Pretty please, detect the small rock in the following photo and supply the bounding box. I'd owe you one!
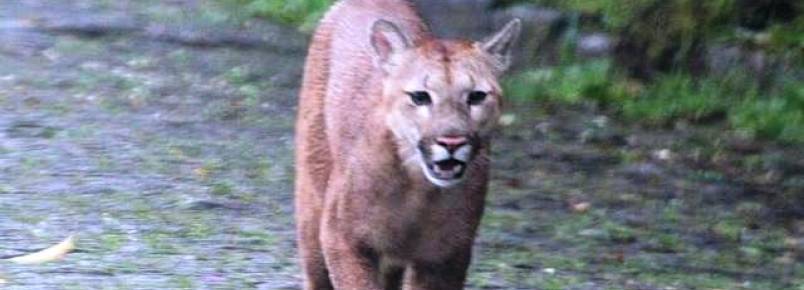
[578,228,606,238]
[499,114,516,126]
[533,121,552,137]
[784,237,801,250]
[542,267,556,275]
[571,202,591,213]
[577,33,613,58]
[652,149,673,161]
[774,251,795,265]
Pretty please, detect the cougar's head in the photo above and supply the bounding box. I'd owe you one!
[370,19,521,187]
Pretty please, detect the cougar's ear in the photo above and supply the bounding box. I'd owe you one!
[371,20,411,68]
[481,18,522,72]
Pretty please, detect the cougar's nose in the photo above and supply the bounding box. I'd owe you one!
[436,135,468,152]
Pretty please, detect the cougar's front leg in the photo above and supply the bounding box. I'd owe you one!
[320,224,382,290]
[320,181,383,290]
[296,194,332,290]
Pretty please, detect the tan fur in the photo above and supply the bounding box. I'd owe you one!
[294,1,520,289]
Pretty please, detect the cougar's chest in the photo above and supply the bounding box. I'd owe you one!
[364,185,476,260]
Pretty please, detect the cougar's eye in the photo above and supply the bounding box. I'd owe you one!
[407,91,432,106]
[467,91,488,106]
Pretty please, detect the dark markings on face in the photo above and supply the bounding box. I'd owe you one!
[420,40,453,86]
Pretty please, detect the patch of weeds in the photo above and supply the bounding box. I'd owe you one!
[60,283,85,290]
[167,49,192,67]
[601,221,638,244]
[169,275,195,289]
[505,59,630,105]
[210,181,236,197]
[647,233,684,253]
[52,37,105,56]
[19,156,44,175]
[659,199,683,224]
[219,0,333,30]
[550,212,597,243]
[216,65,280,123]
[621,74,734,124]
[61,194,92,209]
[99,232,127,252]
[249,113,296,131]
[41,100,75,115]
[95,155,115,171]
[480,209,537,235]
[170,143,205,158]
[730,79,804,143]
[71,71,143,110]
[505,60,802,144]
[745,227,787,254]
[712,217,744,242]
[181,218,215,239]
[465,273,498,289]
[64,124,98,139]
[689,169,726,182]
[202,99,245,121]
[480,246,539,267]
[635,270,785,290]
[10,214,45,225]
[113,260,140,274]
[235,230,278,246]
[143,232,181,254]
[223,66,256,85]
[130,198,155,220]
[242,159,272,181]
[534,274,583,290]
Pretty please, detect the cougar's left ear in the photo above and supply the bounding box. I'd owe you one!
[371,20,411,69]
[481,18,522,72]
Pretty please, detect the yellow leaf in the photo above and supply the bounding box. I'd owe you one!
[7,235,76,265]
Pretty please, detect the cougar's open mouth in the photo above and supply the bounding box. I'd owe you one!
[417,140,473,187]
[419,157,466,188]
[428,159,466,180]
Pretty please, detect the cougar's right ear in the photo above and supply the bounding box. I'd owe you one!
[370,20,411,68]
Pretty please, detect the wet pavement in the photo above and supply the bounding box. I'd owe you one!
[0,1,800,289]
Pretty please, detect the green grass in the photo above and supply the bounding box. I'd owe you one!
[220,0,332,30]
[505,59,804,144]
[730,79,804,143]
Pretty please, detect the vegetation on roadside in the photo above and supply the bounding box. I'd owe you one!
[505,59,804,143]
[501,0,804,144]
[219,0,332,30]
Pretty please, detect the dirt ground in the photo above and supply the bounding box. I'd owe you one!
[0,1,800,289]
